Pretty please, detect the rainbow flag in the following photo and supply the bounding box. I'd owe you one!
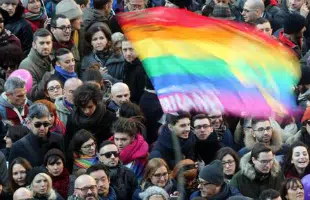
[118,7,300,117]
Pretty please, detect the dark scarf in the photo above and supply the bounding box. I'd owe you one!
[301,129,310,146]
[53,39,74,51]
[55,65,77,83]
[72,102,106,129]
[100,187,117,200]
[51,168,70,198]
[96,50,112,66]
[254,168,270,181]
[0,29,12,46]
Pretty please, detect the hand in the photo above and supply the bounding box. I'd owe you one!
[100,67,108,75]
[300,3,309,17]
[44,18,51,29]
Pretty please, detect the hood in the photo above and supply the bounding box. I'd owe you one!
[240,152,281,180]
[0,92,14,109]
[244,119,283,153]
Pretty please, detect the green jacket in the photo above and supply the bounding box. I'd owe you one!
[230,152,284,199]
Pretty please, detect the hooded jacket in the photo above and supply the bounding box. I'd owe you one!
[230,152,284,199]
[19,48,53,101]
[0,93,31,126]
[149,125,196,169]
[3,4,33,55]
[82,8,111,32]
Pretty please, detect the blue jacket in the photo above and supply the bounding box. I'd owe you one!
[190,182,241,200]
[100,187,117,200]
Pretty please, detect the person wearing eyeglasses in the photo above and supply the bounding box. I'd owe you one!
[8,103,64,167]
[44,77,63,103]
[98,140,138,200]
[133,158,177,200]
[241,0,264,23]
[50,14,80,70]
[192,114,221,166]
[44,148,76,199]
[190,160,241,200]
[283,142,310,179]
[86,163,117,200]
[216,147,240,183]
[238,118,287,162]
[230,143,285,199]
[71,174,99,200]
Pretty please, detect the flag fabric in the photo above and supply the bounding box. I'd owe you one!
[118,7,300,117]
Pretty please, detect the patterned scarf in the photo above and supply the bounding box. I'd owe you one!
[24,7,47,22]
[74,153,99,169]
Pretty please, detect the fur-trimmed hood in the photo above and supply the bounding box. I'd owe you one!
[240,152,281,180]
[244,120,283,153]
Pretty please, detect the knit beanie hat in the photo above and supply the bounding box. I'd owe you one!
[284,12,307,34]
[139,186,169,200]
[26,166,48,185]
[211,5,235,20]
[199,160,224,185]
[44,148,65,166]
[302,108,310,123]
[55,0,82,20]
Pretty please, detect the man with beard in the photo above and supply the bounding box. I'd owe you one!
[19,28,54,101]
[149,111,196,169]
[87,164,117,200]
[230,143,284,199]
[277,12,306,59]
[98,140,137,200]
[8,103,64,167]
[208,112,235,149]
[239,118,287,161]
[73,175,99,200]
[193,114,221,166]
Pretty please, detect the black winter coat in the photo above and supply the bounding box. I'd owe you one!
[3,4,33,55]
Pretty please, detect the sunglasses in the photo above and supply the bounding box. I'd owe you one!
[100,151,119,158]
[33,121,51,128]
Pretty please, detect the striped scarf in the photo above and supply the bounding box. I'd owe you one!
[74,153,99,169]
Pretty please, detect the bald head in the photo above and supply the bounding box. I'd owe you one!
[111,82,131,106]
[242,0,265,23]
[64,78,83,104]
[13,187,33,200]
[74,175,98,200]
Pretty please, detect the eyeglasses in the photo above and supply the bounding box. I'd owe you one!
[33,121,51,128]
[194,124,212,130]
[81,142,96,149]
[253,126,272,133]
[55,26,72,32]
[0,18,4,23]
[100,151,119,158]
[47,85,62,92]
[75,185,97,193]
[222,160,235,166]
[153,172,168,178]
[257,159,274,165]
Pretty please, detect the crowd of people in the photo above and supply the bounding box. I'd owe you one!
[0,0,309,199]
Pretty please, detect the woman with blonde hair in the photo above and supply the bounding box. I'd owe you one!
[133,158,177,200]
[27,167,64,200]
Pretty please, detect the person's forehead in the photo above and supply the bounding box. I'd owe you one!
[254,120,270,127]
[90,170,108,178]
[243,1,253,8]
[257,22,271,28]
[47,80,61,87]
[257,151,273,159]
[100,144,118,153]
[13,87,26,94]
[122,41,133,49]
[65,82,81,90]
[114,132,130,138]
[175,118,190,125]
[36,35,52,42]
[32,117,50,122]
[193,118,210,125]
[56,18,70,26]
[112,86,130,95]
[77,178,96,187]
[129,0,144,4]
[58,53,74,61]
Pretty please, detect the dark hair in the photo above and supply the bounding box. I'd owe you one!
[86,163,110,178]
[46,155,63,165]
[75,0,89,6]
[93,0,111,9]
[254,17,270,25]
[259,189,281,200]
[44,77,63,96]
[6,125,29,143]
[280,178,304,200]
[9,157,32,192]
[119,101,144,118]
[216,147,240,174]
[33,28,52,42]
[251,118,270,128]
[82,68,103,84]
[73,82,104,107]
[112,117,143,138]
[69,129,96,157]
[192,114,211,127]
[99,140,115,150]
[0,43,23,74]
[251,143,273,160]
[283,141,309,175]
[50,14,68,29]
[55,48,72,61]
[166,111,191,125]
[84,26,112,55]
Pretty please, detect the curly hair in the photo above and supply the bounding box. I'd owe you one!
[112,117,145,138]
[73,82,103,107]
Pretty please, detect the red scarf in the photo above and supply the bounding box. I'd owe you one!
[50,117,66,135]
[109,134,149,164]
[51,168,70,198]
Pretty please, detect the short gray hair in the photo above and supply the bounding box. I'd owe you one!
[28,103,51,119]
[4,77,26,93]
